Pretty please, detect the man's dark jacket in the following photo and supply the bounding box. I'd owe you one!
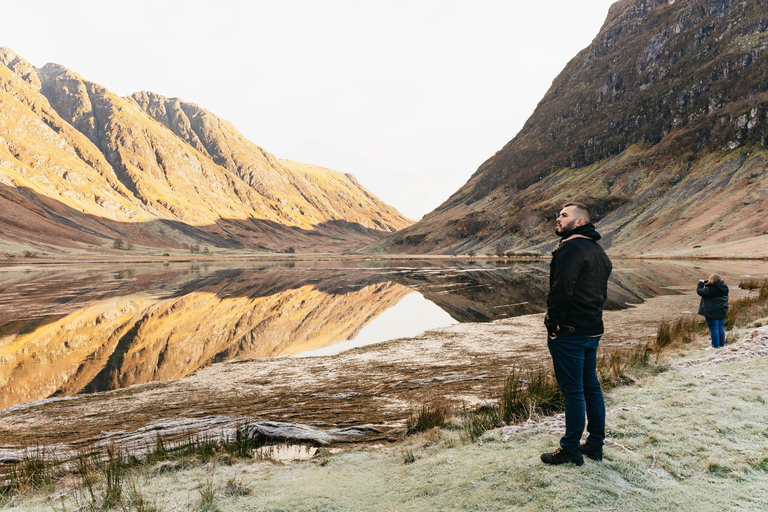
[697,281,729,320]
[545,223,612,336]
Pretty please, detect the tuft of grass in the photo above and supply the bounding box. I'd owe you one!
[726,278,768,330]
[151,433,168,461]
[654,315,704,349]
[401,448,416,465]
[598,350,635,389]
[499,367,562,425]
[406,402,448,435]
[598,342,659,389]
[707,462,731,478]
[222,478,251,497]
[141,428,260,469]
[192,434,218,463]
[738,278,766,290]
[68,445,133,510]
[751,457,768,472]
[74,448,100,505]
[124,476,161,512]
[222,424,259,459]
[0,449,59,498]
[459,340,664,443]
[196,480,221,512]
[102,445,125,509]
[460,404,501,443]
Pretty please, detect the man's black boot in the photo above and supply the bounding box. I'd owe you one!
[579,443,603,462]
[540,446,584,466]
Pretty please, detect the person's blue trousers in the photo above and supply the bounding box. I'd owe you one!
[705,317,726,348]
[547,333,606,450]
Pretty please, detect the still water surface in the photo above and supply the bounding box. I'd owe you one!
[1,259,766,410]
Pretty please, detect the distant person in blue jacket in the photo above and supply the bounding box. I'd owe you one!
[697,274,729,348]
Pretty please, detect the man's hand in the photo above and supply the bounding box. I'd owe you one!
[545,313,560,339]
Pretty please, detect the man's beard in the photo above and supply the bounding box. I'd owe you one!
[555,218,578,237]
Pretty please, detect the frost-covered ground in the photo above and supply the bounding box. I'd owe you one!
[7,328,768,511]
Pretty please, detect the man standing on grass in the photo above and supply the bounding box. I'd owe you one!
[541,202,612,466]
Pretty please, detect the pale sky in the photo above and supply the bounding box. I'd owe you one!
[3,0,617,219]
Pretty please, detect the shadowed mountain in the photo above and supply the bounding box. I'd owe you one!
[0,48,411,254]
[370,0,768,257]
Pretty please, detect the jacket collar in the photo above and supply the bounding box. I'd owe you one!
[558,233,594,247]
[558,222,601,245]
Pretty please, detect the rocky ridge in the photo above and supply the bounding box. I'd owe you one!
[0,48,411,254]
[373,0,768,257]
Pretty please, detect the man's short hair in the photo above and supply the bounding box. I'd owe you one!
[563,202,591,223]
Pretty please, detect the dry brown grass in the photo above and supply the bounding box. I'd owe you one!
[499,366,562,424]
[654,315,705,350]
[406,402,449,435]
[727,279,768,330]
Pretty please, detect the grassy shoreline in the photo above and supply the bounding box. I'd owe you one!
[2,282,767,510]
[4,327,767,511]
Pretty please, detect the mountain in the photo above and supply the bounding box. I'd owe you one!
[371,0,768,257]
[0,48,411,254]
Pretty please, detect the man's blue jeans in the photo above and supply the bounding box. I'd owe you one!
[547,333,606,450]
[705,318,726,348]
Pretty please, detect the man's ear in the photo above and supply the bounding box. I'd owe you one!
[575,217,586,227]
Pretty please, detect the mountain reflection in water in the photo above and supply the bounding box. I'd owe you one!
[1,259,761,410]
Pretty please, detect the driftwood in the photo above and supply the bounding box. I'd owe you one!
[244,421,381,446]
[0,416,381,465]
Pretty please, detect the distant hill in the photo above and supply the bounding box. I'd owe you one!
[370,0,768,257]
[0,48,411,255]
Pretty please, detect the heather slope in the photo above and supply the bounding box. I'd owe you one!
[373,0,768,256]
